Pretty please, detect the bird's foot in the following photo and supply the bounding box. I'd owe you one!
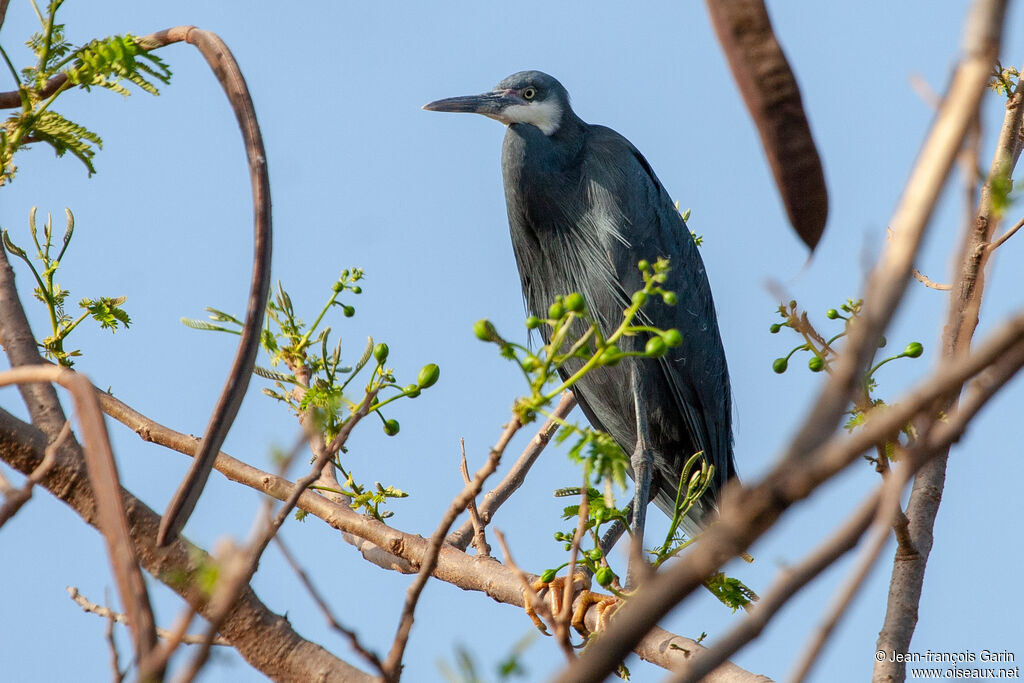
[524,572,588,634]
[571,590,621,637]
[524,572,620,637]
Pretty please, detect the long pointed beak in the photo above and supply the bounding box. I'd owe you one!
[422,90,521,117]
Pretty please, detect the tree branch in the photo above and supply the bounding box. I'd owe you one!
[0,408,376,682]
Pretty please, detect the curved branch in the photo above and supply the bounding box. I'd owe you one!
[129,28,274,547]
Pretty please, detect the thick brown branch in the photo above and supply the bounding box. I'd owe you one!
[0,408,375,682]
[0,366,159,670]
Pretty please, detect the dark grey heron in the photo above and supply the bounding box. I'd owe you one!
[424,71,735,567]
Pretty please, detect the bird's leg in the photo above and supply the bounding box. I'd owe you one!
[626,365,655,589]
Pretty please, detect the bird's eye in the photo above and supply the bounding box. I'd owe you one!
[523,87,536,100]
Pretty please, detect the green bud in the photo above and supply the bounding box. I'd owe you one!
[350,285,362,294]
[632,290,648,307]
[416,363,440,388]
[342,305,355,318]
[540,569,557,584]
[404,384,421,398]
[770,323,782,334]
[473,319,497,342]
[600,346,622,366]
[645,337,667,357]
[663,329,683,348]
[826,309,839,320]
[808,356,824,372]
[373,342,389,364]
[903,342,924,358]
[587,548,604,561]
[548,302,565,319]
[878,336,887,348]
[522,357,541,372]
[525,315,542,329]
[594,508,608,524]
[383,419,400,436]
[637,259,650,272]
[595,566,614,587]
[662,291,678,306]
[554,532,565,541]
[332,281,344,293]
[563,543,572,551]
[565,292,585,313]
[772,357,788,374]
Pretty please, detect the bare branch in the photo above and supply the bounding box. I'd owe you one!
[381,414,523,680]
[155,26,273,547]
[0,366,158,670]
[274,534,385,674]
[911,268,951,290]
[179,388,380,682]
[987,213,1024,252]
[876,14,1020,679]
[89,384,762,676]
[448,391,576,550]
[551,304,1024,683]
[459,438,489,556]
[67,587,231,646]
[0,408,374,681]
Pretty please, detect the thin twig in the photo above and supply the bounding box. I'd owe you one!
[381,414,523,681]
[177,388,380,683]
[459,438,489,556]
[789,461,913,682]
[448,391,576,549]
[911,268,951,290]
[987,213,1024,251]
[105,589,124,683]
[274,534,384,674]
[494,529,570,660]
[67,587,230,646]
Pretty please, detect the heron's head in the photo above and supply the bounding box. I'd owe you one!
[423,71,571,136]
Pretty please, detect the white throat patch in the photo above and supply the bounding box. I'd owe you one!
[498,99,563,136]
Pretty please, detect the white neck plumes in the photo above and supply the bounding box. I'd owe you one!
[495,99,563,135]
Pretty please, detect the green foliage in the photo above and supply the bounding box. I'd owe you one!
[1,0,172,183]
[770,299,924,461]
[2,207,130,366]
[183,271,438,521]
[988,62,1020,98]
[475,257,682,426]
[703,572,759,613]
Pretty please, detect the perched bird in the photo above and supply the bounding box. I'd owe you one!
[424,71,735,563]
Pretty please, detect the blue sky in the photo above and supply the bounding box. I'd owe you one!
[1,2,1022,681]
